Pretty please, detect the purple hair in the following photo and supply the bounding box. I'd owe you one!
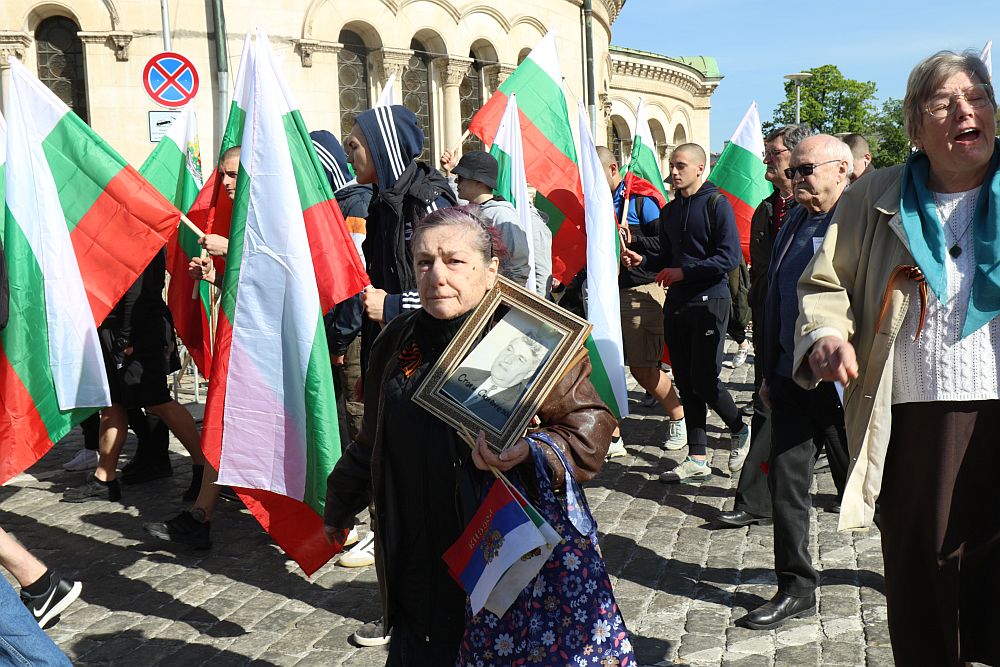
[413,204,508,264]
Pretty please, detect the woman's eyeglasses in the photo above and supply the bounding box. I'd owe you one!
[784,160,841,180]
[924,83,994,118]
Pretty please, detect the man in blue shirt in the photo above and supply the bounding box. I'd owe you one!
[599,147,686,458]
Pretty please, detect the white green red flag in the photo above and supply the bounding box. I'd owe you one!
[469,31,586,283]
[708,101,772,261]
[376,70,398,107]
[0,58,181,484]
[489,93,536,293]
[982,40,993,80]
[624,96,669,208]
[201,31,369,575]
[578,101,628,420]
[139,106,213,376]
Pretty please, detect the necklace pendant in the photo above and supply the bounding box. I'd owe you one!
[949,244,962,258]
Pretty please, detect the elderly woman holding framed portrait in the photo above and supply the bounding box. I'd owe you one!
[322,206,624,666]
[793,51,1000,666]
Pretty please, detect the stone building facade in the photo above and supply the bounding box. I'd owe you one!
[0,1,720,173]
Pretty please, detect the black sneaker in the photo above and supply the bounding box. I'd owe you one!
[20,573,82,628]
[144,511,212,550]
[121,460,173,485]
[352,618,390,647]
[63,475,122,503]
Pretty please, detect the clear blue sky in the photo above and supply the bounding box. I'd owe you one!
[612,0,999,151]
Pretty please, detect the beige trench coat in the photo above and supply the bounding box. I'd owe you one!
[792,164,927,531]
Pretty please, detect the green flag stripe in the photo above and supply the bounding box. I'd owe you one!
[302,317,341,514]
[1,206,92,441]
[710,143,772,204]
[41,112,126,233]
[498,59,577,164]
[283,111,332,212]
[221,102,246,157]
[584,336,621,421]
[219,163,250,322]
[491,146,517,206]
[631,139,670,202]
[534,194,565,236]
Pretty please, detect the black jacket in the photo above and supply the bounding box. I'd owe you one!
[645,181,741,306]
[748,189,798,320]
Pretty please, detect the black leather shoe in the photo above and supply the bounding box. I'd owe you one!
[737,591,816,630]
[718,510,772,528]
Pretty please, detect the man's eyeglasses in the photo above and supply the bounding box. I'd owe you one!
[763,148,789,160]
[924,83,994,118]
[784,159,841,180]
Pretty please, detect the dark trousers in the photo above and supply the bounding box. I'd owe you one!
[333,338,364,443]
[664,297,742,450]
[385,621,460,667]
[80,409,169,460]
[768,376,849,596]
[734,391,773,517]
[880,401,1000,667]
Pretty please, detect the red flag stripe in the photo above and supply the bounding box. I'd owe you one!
[0,351,58,483]
[301,199,370,313]
[718,189,755,263]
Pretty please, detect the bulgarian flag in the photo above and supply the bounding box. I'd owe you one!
[201,31,368,575]
[708,101,772,261]
[578,101,628,420]
[0,58,181,484]
[623,96,668,208]
[489,93,536,293]
[469,31,586,284]
[139,106,214,376]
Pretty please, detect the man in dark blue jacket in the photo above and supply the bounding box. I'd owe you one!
[624,143,750,483]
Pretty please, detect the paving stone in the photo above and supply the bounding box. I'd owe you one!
[0,342,889,665]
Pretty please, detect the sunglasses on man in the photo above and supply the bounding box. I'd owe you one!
[784,159,842,180]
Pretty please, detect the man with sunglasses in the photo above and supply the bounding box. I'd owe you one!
[718,124,813,529]
[737,134,853,630]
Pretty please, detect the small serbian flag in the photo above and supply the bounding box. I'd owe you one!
[443,479,548,615]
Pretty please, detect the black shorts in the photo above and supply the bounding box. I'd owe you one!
[99,328,171,409]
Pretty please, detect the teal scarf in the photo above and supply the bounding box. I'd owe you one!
[899,139,1000,338]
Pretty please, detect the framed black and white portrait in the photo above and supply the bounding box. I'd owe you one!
[413,277,592,453]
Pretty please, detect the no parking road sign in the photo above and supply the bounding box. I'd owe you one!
[143,52,199,108]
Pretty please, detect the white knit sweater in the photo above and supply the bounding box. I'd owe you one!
[892,188,1000,404]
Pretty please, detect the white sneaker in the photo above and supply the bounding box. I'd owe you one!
[63,449,98,471]
[729,424,752,473]
[344,526,360,547]
[659,457,711,484]
[338,531,375,567]
[605,437,627,459]
[732,346,749,369]
[664,418,687,450]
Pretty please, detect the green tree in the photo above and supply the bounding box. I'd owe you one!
[871,97,911,168]
[764,64,878,135]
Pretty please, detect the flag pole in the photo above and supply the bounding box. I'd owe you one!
[450,129,470,155]
[180,213,205,238]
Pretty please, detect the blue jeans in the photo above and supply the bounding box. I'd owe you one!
[0,579,71,666]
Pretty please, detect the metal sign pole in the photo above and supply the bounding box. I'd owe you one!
[160,0,172,51]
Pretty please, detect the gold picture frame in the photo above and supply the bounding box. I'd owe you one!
[413,276,593,454]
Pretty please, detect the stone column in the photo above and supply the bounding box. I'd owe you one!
[0,32,31,111]
[482,63,516,95]
[434,55,473,155]
[371,47,412,105]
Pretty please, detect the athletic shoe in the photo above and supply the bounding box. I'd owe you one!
[353,618,391,647]
[62,475,122,503]
[664,418,687,451]
[344,526,360,547]
[641,392,657,408]
[729,424,752,473]
[144,511,212,550]
[20,573,82,628]
[338,532,375,567]
[659,457,711,484]
[740,401,756,418]
[605,436,627,459]
[63,449,98,472]
[732,346,749,369]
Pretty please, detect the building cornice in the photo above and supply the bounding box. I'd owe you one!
[610,47,721,98]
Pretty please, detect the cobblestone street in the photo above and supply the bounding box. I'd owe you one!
[1,344,891,666]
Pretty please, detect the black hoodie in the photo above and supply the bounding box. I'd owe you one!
[645,180,741,307]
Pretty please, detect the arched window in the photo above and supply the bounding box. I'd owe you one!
[609,116,630,166]
[35,16,89,123]
[460,50,484,153]
[338,30,370,141]
[404,38,433,163]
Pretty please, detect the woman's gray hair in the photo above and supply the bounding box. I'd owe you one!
[412,204,507,265]
[903,50,997,142]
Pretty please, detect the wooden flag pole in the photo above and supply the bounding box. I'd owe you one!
[457,425,517,489]
[450,129,471,155]
[180,213,205,239]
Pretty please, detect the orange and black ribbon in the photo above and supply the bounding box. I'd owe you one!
[398,341,422,378]
[877,265,928,342]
